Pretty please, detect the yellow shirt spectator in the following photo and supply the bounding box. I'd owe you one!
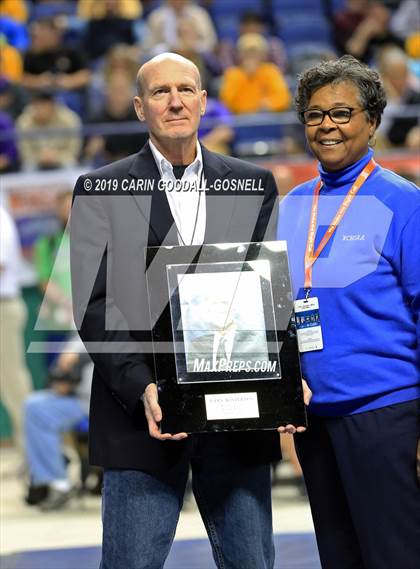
[220,62,291,114]
[78,0,142,19]
[220,33,291,114]
[0,42,23,82]
[0,0,28,23]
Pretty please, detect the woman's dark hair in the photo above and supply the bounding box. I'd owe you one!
[295,55,387,128]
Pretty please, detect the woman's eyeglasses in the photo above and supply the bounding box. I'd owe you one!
[300,107,366,126]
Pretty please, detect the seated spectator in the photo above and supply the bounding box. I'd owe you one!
[218,11,287,73]
[377,45,420,148]
[16,91,82,171]
[78,0,143,62]
[102,43,140,83]
[78,0,142,19]
[174,15,222,95]
[85,71,148,165]
[198,98,234,155]
[86,43,139,117]
[405,31,420,79]
[390,0,420,43]
[220,33,291,114]
[143,0,217,56]
[0,0,29,52]
[24,335,93,511]
[0,0,28,23]
[0,76,26,119]
[333,0,402,63]
[0,38,23,83]
[22,17,90,115]
[0,111,18,172]
[0,204,33,464]
[33,190,74,335]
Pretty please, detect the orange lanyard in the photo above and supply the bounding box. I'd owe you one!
[304,158,377,294]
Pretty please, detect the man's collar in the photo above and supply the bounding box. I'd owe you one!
[149,139,202,177]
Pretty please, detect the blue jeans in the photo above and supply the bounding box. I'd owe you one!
[101,434,275,569]
[24,390,86,484]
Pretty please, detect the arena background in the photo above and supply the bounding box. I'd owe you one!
[0,0,418,567]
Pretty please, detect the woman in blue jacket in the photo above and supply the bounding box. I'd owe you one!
[277,55,419,569]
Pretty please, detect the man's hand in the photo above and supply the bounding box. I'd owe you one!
[277,379,312,435]
[142,383,188,441]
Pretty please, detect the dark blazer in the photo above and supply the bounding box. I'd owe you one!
[71,143,281,473]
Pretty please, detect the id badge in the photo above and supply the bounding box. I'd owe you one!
[294,297,323,353]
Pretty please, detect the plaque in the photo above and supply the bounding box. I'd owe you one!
[145,242,306,433]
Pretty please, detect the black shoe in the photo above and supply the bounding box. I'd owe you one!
[25,484,49,506]
[40,488,73,511]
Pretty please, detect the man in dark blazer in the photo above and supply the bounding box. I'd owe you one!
[71,53,309,569]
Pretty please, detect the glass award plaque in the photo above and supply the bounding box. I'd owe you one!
[145,242,306,434]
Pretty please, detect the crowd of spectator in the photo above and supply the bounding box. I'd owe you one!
[0,0,418,173]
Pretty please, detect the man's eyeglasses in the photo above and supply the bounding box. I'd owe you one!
[300,107,366,126]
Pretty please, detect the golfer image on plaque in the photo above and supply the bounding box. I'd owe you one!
[180,270,270,376]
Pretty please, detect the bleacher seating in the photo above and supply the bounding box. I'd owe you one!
[231,114,285,157]
[209,0,264,41]
[277,14,333,48]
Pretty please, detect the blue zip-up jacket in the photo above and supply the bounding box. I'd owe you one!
[277,149,420,416]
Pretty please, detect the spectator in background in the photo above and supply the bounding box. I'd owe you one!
[78,0,143,62]
[85,71,148,165]
[333,0,402,63]
[0,0,29,52]
[377,45,420,148]
[0,0,28,23]
[78,0,142,19]
[16,91,82,171]
[0,204,33,461]
[218,11,287,73]
[0,111,18,172]
[24,335,93,511]
[0,76,26,119]
[33,191,74,337]
[220,33,291,114]
[389,0,420,43]
[405,31,420,79]
[22,18,90,115]
[143,0,217,56]
[0,36,23,83]
[174,15,222,95]
[86,43,139,117]
[101,43,140,84]
[198,98,234,155]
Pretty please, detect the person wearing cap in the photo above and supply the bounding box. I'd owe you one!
[220,32,291,115]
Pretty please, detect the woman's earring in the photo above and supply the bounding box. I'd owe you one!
[369,132,377,147]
